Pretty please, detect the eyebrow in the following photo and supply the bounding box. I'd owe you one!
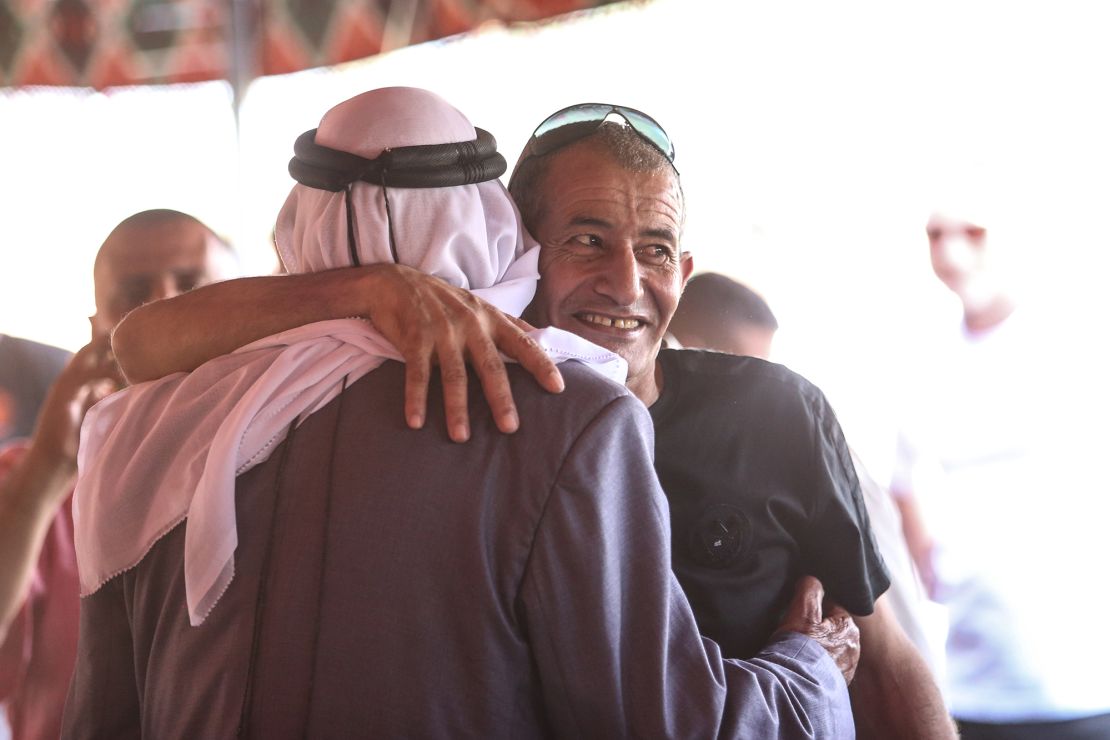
[641,226,677,243]
[568,216,676,242]
[568,216,613,229]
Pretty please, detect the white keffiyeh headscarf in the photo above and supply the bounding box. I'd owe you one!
[74,87,626,626]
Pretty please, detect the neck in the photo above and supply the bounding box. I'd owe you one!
[628,359,664,407]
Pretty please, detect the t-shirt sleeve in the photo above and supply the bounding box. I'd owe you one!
[802,391,891,616]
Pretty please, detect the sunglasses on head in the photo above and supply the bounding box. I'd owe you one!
[513,103,677,178]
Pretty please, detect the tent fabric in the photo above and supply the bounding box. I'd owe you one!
[0,0,625,89]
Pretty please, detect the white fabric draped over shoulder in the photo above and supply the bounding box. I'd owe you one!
[74,87,626,626]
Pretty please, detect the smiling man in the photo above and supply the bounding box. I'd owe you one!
[507,117,951,737]
[67,89,864,738]
[111,105,954,738]
[513,122,690,407]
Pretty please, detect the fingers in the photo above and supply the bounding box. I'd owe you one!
[503,313,538,333]
[393,293,478,441]
[370,266,559,439]
[87,378,119,407]
[774,576,827,642]
[396,323,432,430]
[788,575,825,627]
[437,341,471,443]
[774,577,860,685]
[470,334,519,435]
[403,354,432,431]
[60,336,123,400]
[498,324,564,395]
[73,378,119,423]
[825,608,861,685]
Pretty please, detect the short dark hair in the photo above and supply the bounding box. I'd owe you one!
[508,120,683,234]
[670,272,778,343]
[112,208,206,232]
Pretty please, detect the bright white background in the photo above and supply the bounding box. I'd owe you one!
[2,0,1109,474]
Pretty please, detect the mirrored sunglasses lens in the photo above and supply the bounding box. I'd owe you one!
[533,103,612,138]
[617,107,675,160]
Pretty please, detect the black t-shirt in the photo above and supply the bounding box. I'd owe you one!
[650,348,890,658]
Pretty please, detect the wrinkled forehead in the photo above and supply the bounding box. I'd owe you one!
[549,143,684,221]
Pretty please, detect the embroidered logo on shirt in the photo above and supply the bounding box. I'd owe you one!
[687,503,752,568]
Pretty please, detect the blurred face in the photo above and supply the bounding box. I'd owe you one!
[672,324,775,360]
[526,143,692,405]
[925,213,987,295]
[727,325,776,360]
[91,218,236,337]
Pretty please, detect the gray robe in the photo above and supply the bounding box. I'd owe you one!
[62,360,852,738]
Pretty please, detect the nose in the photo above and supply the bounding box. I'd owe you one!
[595,245,644,306]
[148,274,181,302]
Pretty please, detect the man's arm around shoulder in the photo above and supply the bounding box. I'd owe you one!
[519,392,855,738]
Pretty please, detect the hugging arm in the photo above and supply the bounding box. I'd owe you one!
[111,264,563,442]
[524,396,856,737]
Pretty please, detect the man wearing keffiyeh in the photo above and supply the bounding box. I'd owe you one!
[64,87,858,738]
[109,92,957,737]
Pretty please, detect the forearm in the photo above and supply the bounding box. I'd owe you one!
[113,261,562,439]
[849,599,955,739]
[894,492,936,595]
[0,446,74,639]
[528,399,852,737]
[112,267,387,383]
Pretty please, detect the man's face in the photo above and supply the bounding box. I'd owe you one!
[925,213,987,295]
[526,142,692,404]
[91,218,236,337]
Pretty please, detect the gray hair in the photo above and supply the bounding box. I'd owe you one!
[508,120,685,234]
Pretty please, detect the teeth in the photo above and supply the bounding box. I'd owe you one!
[582,313,641,330]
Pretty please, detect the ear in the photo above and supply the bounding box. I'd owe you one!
[679,251,694,287]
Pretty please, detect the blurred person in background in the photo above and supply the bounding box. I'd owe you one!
[0,337,71,449]
[110,104,955,739]
[665,271,779,356]
[890,186,1110,739]
[0,333,71,740]
[0,209,236,740]
[668,271,947,682]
